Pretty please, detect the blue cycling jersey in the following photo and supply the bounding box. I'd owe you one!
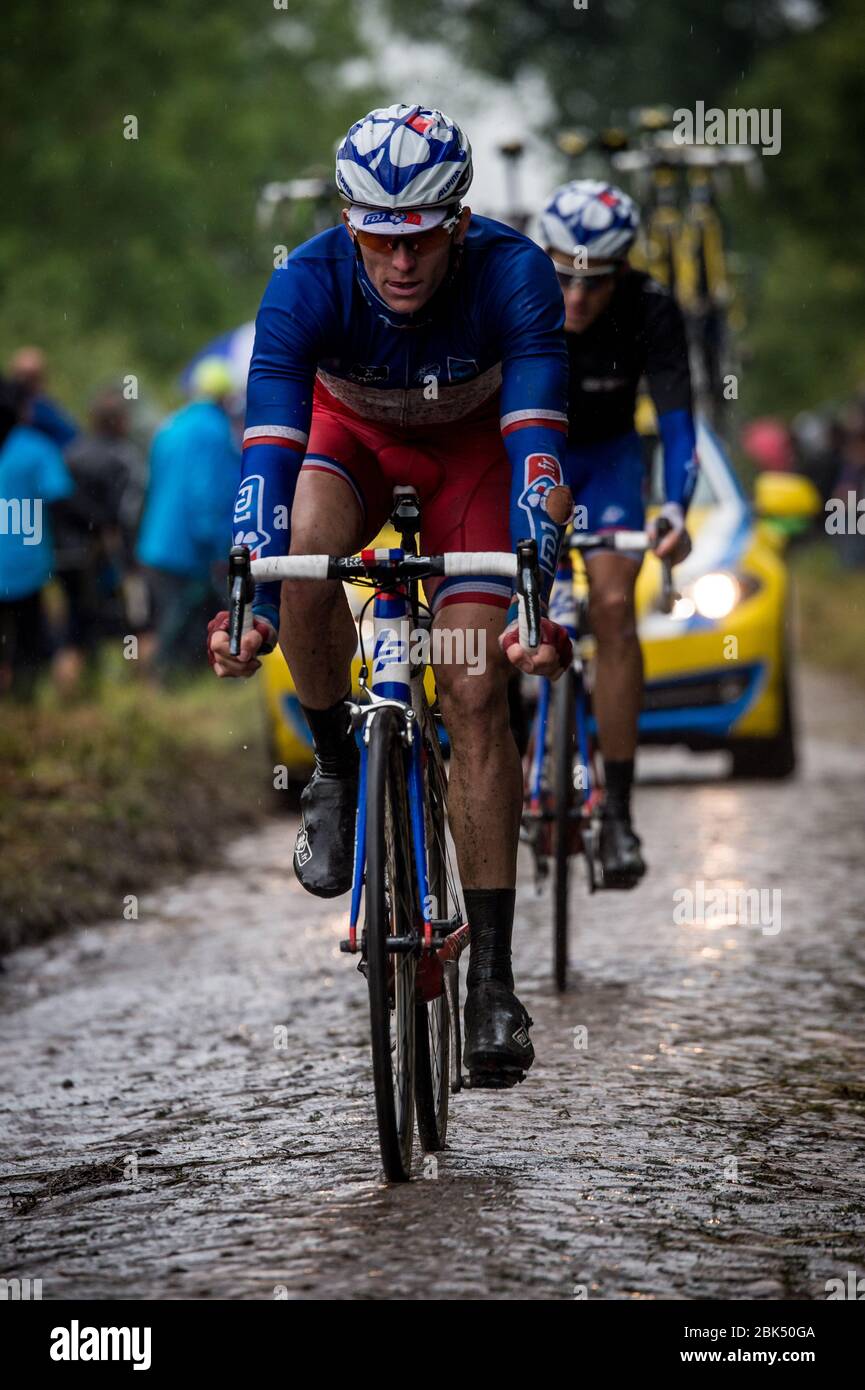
[233,216,569,629]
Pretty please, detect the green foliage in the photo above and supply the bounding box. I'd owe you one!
[382,0,861,419]
[0,0,372,409]
[730,0,865,411]
[379,0,825,123]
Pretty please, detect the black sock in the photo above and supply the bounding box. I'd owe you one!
[604,758,635,817]
[464,888,516,991]
[301,692,358,777]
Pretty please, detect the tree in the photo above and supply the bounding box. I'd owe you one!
[0,0,372,403]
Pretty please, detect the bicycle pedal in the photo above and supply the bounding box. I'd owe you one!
[467,1067,527,1090]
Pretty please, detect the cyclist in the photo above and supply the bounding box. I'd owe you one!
[539,179,697,887]
[208,105,573,1087]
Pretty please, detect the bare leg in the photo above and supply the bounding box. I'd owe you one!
[586,552,642,760]
[586,550,646,885]
[280,470,366,709]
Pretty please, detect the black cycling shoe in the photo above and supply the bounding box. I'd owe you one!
[463,981,535,1088]
[293,766,358,898]
[599,808,646,889]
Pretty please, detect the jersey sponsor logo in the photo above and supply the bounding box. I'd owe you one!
[525,452,563,485]
[361,210,423,226]
[349,362,390,383]
[447,356,478,382]
[436,166,463,199]
[232,474,271,557]
[518,454,564,574]
[415,362,441,384]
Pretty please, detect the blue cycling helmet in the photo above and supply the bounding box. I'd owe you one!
[540,179,640,261]
[336,104,473,230]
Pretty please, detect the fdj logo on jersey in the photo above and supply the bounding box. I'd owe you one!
[233,474,271,556]
[518,453,564,572]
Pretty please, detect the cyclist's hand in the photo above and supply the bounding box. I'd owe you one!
[207,610,274,678]
[500,615,572,680]
[649,503,692,564]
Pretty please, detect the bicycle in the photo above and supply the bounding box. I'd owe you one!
[520,524,676,992]
[227,486,543,1181]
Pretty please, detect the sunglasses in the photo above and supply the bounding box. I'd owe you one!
[352,223,455,256]
[555,268,617,293]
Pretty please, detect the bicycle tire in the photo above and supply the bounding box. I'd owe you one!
[552,668,577,992]
[365,708,417,1182]
[414,728,451,1151]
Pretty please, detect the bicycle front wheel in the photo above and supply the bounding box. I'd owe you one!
[414,723,451,1151]
[552,668,577,992]
[365,708,417,1182]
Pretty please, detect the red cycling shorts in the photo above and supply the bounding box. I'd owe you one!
[299,380,512,613]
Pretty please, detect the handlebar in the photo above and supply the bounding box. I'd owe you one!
[226,541,544,657]
[567,518,680,614]
[227,519,683,658]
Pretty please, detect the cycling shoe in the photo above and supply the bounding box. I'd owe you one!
[599,808,646,889]
[293,766,357,897]
[463,980,535,1088]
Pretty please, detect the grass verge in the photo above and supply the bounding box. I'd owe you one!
[0,675,273,952]
[789,541,865,688]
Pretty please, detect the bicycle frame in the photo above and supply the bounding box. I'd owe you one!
[345,554,438,957]
[227,521,542,962]
[524,549,600,862]
[521,525,674,880]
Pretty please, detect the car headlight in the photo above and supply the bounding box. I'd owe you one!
[692,572,740,619]
[666,571,762,621]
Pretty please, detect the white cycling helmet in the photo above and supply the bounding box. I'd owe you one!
[540,179,640,263]
[336,104,473,233]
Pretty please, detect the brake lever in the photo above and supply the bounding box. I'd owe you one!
[227,544,254,656]
[652,518,680,615]
[515,538,541,652]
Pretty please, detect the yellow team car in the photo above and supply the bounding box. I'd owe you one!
[261,422,820,787]
[636,421,820,777]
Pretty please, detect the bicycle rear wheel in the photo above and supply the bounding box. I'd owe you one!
[365,708,417,1182]
[414,725,452,1151]
[552,668,577,992]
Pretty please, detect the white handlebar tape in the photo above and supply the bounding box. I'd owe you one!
[250,555,331,581]
[442,552,517,578]
[612,530,650,550]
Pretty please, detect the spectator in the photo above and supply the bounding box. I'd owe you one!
[791,410,844,506]
[8,347,78,449]
[0,376,74,699]
[51,387,147,692]
[740,417,796,474]
[833,403,865,569]
[136,357,240,681]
